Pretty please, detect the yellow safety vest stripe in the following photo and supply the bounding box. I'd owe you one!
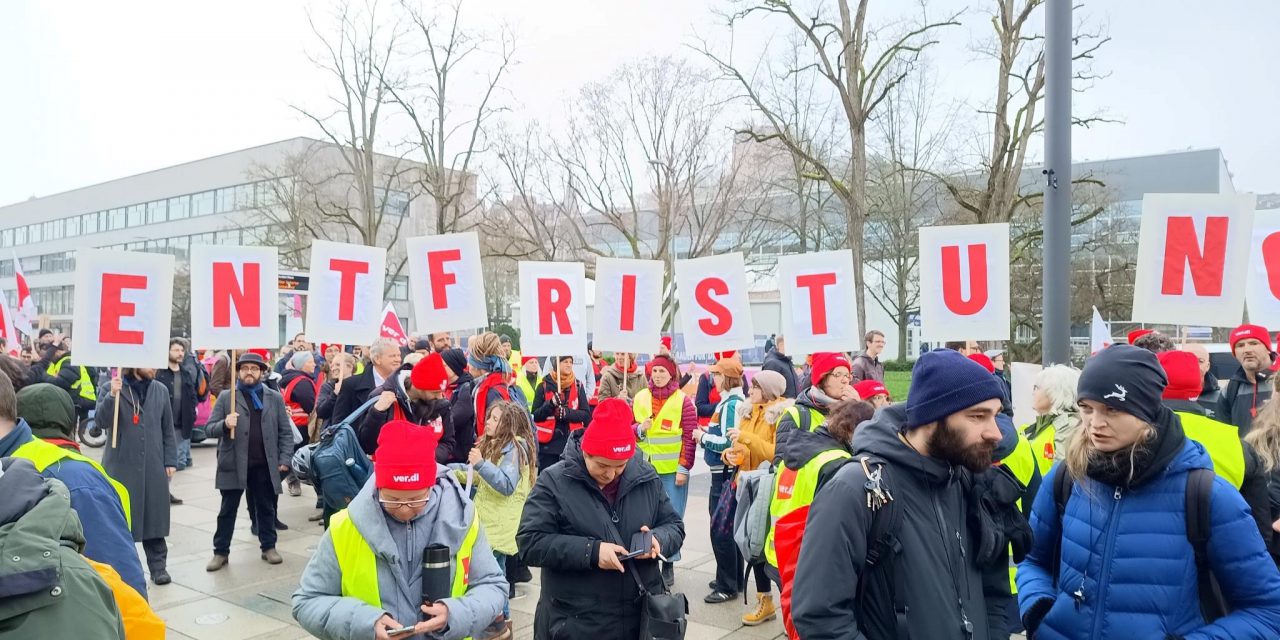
[1177,411,1244,489]
[514,376,535,411]
[47,356,96,402]
[633,389,686,474]
[12,437,132,529]
[330,508,481,638]
[764,448,851,567]
[782,406,826,432]
[1025,423,1058,476]
[999,432,1036,594]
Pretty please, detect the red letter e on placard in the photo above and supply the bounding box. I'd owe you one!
[941,245,989,316]
[212,262,261,328]
[100,273,148,344]
[1162,216,1229,296]
[695,278,733,336]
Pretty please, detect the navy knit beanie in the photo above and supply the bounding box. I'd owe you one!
[1077,344,1167,425]
[906,350,1006,429]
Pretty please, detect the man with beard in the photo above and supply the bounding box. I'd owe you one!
[1219,324,1274,435]
[791,349,1005,640]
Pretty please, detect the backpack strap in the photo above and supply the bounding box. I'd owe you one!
[1049,466,1074,586]
[1186,468,1227,622]
[856,455,909,640]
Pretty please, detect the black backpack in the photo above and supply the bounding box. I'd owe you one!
[1051,467,1226,623]
[842,455,909,640]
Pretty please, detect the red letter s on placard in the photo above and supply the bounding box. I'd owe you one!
[940,245,989,316]
[426,249,462,310]
[537,278,572,334]
[100,273,148,344]
[1161,216,1229,296]
[329,259,370,322]
[795,272,837,335]
[212,262,261,328]
[695,278,733,336]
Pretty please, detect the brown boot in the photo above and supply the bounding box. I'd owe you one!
[742,594,777,626]
[261,549,283,565]
[206,555,228,572]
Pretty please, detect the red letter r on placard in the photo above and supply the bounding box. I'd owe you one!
[100,273,148,344]
[537,278,572,334]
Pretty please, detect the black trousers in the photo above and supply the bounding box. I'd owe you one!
[142,537,167,574]
[214,464,278,554]
[708,468,744,594]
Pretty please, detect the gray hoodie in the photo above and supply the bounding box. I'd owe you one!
[790,404,988,640]
[293,465,507,640]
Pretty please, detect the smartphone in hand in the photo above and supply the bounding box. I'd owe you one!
[387,626,417,638]
[619,530,654,560]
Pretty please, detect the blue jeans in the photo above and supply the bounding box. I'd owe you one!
[176,437,192,469]
[658,472,688,562]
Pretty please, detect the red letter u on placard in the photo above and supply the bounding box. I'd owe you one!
[941,245,988,316]
[1161,216,1229,296]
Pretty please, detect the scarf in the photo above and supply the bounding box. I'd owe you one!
[468,353,512,376]
[237,381,265,410]
[649,376,681,417]
[473,372,511,438]
[553,370,577,391]
[1085,406,1186,489]
[124,376,151,411]
[614,360,637,374]
[806,385,839,410]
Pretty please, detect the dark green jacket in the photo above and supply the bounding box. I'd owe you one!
[0,458,125,639]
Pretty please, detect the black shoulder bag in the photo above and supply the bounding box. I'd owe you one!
[600,507,688,640]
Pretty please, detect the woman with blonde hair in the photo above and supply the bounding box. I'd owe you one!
[1244,378,1280,561]
[1018,345,1280,639]
[1023,364,1082,473]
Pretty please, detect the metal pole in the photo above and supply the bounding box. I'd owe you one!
[1042,0,1072,365]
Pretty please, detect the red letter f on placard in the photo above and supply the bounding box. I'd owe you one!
[940,245,989,316]
[1161,216,1229,296]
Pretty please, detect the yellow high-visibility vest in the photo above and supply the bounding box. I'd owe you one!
[632,389,686,475]
[12,437,131,529]
[47,356,97,402]
[764,448,851,568]
[514,375,536,412]
[329,510,480,640]
[780,406,825,432]
[1177,411,1245,489]
[1000,432,1037,594]
[1025,422,1058,476]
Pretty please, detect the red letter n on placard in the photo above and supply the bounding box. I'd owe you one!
[426,249,461,310]
[695,278,733,336]
[941,245,989,316]
[1161,216,1229,296]
[330,259,370,321]
[212,262,261,328]
[101,273,148,344]
[537,278,572,334]
[795,272,837,335]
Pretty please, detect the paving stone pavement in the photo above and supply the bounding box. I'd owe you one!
[87,443,788,639]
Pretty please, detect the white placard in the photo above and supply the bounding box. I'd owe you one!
[592,257,664,354]
[189,245,279,349]
[1010,362,1044,431]
[778,250,859,354]
[918,223,1010,342]
[406,232,488,334]
[305,240,387,345]
[675,252,755,355]
[72,249,175,368]
[1246,209,1280,322]
[1132,193,1255,327]
[519,261,587,357]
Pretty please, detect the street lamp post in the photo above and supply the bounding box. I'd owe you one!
[1042,0,1072,365]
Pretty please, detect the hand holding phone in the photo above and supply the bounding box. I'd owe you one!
[387,626,417,638]
[620,529,655,560]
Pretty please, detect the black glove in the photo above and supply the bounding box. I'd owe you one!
[1022,597,1053,637]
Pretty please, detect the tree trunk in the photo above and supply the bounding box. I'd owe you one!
[847,127,868,337]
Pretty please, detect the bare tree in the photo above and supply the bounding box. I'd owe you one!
[699,0,962,335]
[390,0,514,235]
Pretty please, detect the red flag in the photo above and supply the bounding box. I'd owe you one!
[379,303,408,348]
[11,252,35,334]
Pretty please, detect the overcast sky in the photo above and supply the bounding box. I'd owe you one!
[2,0,1276,207]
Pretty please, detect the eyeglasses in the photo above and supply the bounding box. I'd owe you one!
[378,497,429,509]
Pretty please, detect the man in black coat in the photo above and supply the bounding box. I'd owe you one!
[156,339,199,473]
[518,399,685,639]
[761,335,799,399]
[358,353,456,462]
[330,338,401,424]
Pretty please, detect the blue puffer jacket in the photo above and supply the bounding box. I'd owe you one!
[1017,439,1280,640]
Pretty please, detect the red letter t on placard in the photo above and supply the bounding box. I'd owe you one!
[537,278,572,334]
[100,273,148,344]
[1161,216,1229,296]
[329,259,370,322]
[426,249,462,310]
[795,272,837,335]
[940,245,989,316]
[212,262,261,328]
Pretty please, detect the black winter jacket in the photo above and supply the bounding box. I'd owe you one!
[1218,366,1273,436]
[330,365,376,425]
[518,431,685,640]
[761,350,799,399]
[791,404,988,640]
[530,376,592,463]
[359,373,455,462]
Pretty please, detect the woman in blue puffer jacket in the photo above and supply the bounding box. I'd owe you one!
[1018,345,1280,640]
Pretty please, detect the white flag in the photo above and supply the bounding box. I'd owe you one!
[11,252,35,335]
[1090,306,1112,355]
